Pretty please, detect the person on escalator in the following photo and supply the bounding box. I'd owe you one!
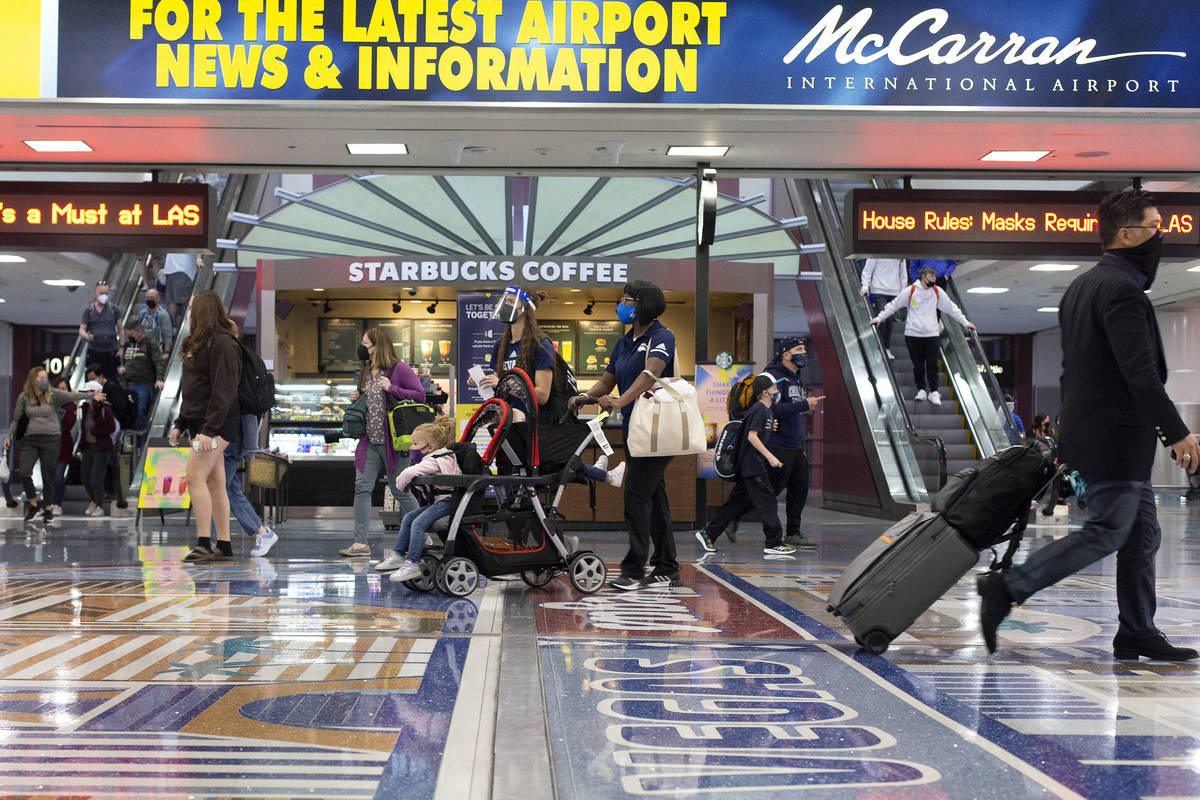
[870,265,976,407]
[859,258,907,359]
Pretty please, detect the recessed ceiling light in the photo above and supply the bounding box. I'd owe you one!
[313,287,325,292]
[979,150,1051,162]
[1188,265,1200,272]
[1029,264,1078,272]
[666,145,730,157]
[1037,307,1059,312]
[0,298,6,303]
[409,298,421,304]
[569,288,582,292]
[563,301,575,305]
[346,143,408,155]
[43,278,87,287]
[966,287,1010,294]
[24,139,92,153]
[0,255,27,263]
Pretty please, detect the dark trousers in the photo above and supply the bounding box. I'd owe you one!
[870,294,898,350]
[52,461,69,506]
[80,445,115,507]
[15,434,59,504]
[707,473,783,548]
[1005,479,1160,639]
[905,335,941,393]
[620,454,677,579]
[771,446,809,536]
[90,349,120,382]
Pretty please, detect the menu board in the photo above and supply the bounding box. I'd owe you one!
[539,320,578,373]
[317,318,364,373]
[368,318,414,364]
[457,291,504,401]
[413,319,456,371]
[577,320,624,373]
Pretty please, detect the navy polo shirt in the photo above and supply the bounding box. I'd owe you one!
[604,320,676,433]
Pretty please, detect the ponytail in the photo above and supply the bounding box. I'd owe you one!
[414,415,456,449]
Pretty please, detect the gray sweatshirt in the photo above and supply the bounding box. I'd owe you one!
[7,388,92,441]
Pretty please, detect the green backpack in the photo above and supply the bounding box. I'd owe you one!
[388,402,437,451]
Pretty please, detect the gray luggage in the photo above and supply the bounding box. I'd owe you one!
[826,512,979,655]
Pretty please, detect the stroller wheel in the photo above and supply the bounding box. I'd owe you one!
[436,556,480,597]
[568,552,607,594]
[403,553,440,593]
[521,568,556,588]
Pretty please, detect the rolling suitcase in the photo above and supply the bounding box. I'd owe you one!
[827,512,979,655]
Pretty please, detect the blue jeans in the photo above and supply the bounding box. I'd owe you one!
[130,382,153,430]
[1004,479,1160,639]
[355,444,418,544]
[212,445,262,538]
[394,498,452,560]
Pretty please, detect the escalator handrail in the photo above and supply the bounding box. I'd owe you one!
[943,276,1023,448]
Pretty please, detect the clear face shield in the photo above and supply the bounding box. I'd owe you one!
[491,286,536,324]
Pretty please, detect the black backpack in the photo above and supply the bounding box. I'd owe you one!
[110,380,138,430]
[712,419,744,482]
[932,440,1055,549]
[237,340,276,417]
[447,440,486,476]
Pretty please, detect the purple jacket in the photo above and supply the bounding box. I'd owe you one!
[354,361,426,474]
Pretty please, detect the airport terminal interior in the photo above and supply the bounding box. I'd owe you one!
[5,0,1200,797]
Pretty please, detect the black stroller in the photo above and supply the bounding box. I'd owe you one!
[404,368,610,597]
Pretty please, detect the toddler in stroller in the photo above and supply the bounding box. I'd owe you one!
[376,415,460,583]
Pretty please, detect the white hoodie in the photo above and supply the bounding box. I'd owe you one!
[875,282,971,338]
[860,258,907,296]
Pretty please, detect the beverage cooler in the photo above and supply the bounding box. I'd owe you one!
[267,381,360,507]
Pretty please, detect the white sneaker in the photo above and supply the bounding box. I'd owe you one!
[49,505,63,516]
[390,560,423,582]
[250,529,278,557]
[375,551,407,572]
[914,389,927,402]
[594,454,609,473]
[929,391,942,406]
[886,349,896,360]
[606,461,627,487]
[85,504,104,517]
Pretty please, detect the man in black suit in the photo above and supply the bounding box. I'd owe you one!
[979,189,1200,661]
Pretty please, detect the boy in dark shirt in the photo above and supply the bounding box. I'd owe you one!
[697,374,798,556]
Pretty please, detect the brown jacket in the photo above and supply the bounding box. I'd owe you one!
[177,334,242,437]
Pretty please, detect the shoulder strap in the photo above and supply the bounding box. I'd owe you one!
[908,285,916,302]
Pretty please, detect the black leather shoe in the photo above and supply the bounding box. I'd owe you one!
[977,572,1013,654]
[1113,632,1199,661]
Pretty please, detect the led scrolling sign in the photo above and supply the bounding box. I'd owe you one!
[0,182,215,251]
[846,190,1200,259]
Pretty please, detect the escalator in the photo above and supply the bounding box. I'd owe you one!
[786,178,1017,515]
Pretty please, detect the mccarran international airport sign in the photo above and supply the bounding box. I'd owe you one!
[8,1,1193,108]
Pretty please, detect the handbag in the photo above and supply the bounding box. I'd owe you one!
[341,394,368,439]
[387,402,435,451]
[626,370,706,458]
[14,413,29,440]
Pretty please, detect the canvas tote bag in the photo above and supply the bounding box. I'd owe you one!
[626,369,707,458]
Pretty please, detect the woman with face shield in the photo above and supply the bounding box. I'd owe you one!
[470,287,565,420]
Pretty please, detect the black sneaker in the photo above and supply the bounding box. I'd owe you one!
[1113,632,1199,661]
[784,533,817,549]
[42,506,53,524]
[23,502,40,522]
[977,572,1013,654]
[610,576,642,591]
[725,525,737,543]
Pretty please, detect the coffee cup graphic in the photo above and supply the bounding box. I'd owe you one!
[438,340,452,360]
[420,340,434,361]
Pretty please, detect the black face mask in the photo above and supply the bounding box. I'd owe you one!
[146,299,157,308]
[357,344,371,361]
[790,353,808,369]
[1111,231,1164,287]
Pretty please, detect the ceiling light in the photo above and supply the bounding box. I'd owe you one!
[966,287,1009,294]
[1037,307,1059,313]
[313,287,325,292]
[569,288,582,292]
[0,255,27,263]
[346,142,408,155]
[563,301,575,305]
[392,300,402,313]
[1029,264,1078,272]
[24,139,92,153]
[666,145,730,158]
[980,150,1051,162]
[410,298,421,304]
[1187,265,1200,272]
[43,279,87,287]
[0,298,6,303]
[427,298,440,314]
[583,300,595,315]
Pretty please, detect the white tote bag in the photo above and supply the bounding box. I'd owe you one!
[626,370,707,458]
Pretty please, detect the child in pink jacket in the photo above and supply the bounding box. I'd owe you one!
[375,416,461,583]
